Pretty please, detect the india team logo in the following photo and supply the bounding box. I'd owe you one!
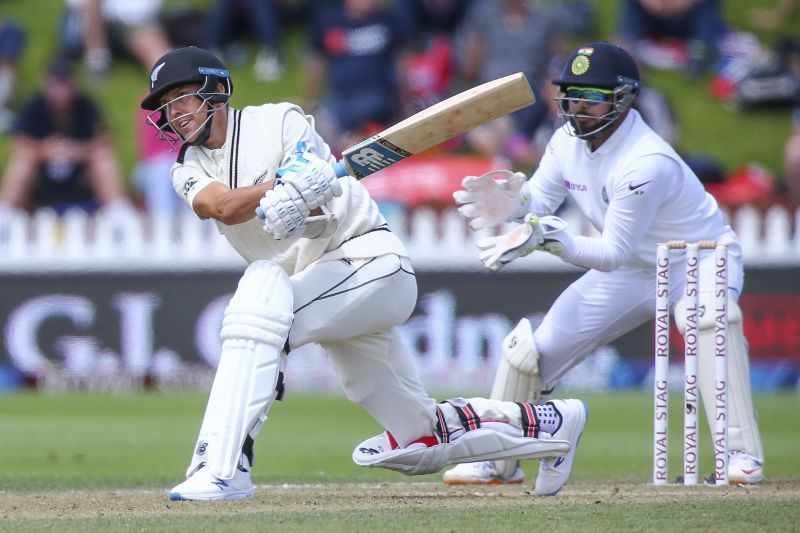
[571,55,590,75]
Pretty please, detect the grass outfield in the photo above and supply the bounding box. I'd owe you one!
[0,392,798,530]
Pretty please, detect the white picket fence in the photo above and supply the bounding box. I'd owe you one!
[1,204,799,272]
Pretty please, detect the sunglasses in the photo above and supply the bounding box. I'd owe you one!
[564,86,613,103]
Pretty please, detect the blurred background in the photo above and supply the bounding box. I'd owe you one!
[0,0,798,397]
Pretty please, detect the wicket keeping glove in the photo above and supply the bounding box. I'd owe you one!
[453,170,531,230]
[477,213,568,271]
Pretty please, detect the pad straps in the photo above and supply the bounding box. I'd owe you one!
[516,402,540,438]
[435,406,451,443]
[439,399,483,443]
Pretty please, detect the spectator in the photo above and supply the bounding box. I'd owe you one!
[784,107,800,209]
[392,0,473,38]
[0,18,25,132]
[0,60,130,215]
[305,0,408,156]
[133,99,186,216]
[201,0,302,82]
[389,0,473,115]
[60,0,171,79]
[748,0,799,30]
[617,0,728,78]
[457,0,569,169]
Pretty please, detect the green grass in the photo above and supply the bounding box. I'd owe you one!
[0,391,797,490]
[0,0,798,192]
[0,392,798,531]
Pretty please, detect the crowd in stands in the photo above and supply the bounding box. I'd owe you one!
[0,0,798,220]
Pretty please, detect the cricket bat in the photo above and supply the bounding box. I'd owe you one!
[332,72,535,180]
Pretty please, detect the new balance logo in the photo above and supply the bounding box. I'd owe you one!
[349,147,399,172]
[359,447,381,456]
[211,479,229,491]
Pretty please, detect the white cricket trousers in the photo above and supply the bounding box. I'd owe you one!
[534,244,744,385]
[289,253,438,447]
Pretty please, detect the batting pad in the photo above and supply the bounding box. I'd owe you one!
[491,318,541,402]
[190,261,293,480]
[490,318,541,478]
[675,293,763,460]
[352,430,569,476]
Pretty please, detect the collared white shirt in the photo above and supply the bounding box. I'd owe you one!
[527,109,735,271]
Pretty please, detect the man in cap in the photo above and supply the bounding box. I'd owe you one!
[445,41,764,490]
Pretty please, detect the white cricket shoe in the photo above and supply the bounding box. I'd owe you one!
[728,450,764,485]
[168,462,254,501]
[534,399,588,496]
[442,461,525,485]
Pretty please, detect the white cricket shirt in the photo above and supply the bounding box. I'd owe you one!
[527,109,736,271]
[171,103,406,274]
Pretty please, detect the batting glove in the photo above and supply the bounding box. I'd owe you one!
[258,185,308,240]
[276,143,342,212]
[453,170,531,231]
[477,214,568,271]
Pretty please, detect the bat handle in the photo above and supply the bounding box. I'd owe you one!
[332,161,348,178]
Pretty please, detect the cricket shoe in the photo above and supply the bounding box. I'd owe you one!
[534,399,588,496]
[442,461,525,485]
[168,460,254,501]
[727,450,764,485]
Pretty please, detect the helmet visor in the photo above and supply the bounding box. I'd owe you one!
[145,92,222,150]
[563,86,613,104]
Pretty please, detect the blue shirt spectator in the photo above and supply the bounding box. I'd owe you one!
[305,0,407,153]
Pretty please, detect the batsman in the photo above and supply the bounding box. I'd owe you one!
[140,46,588,501]
[445,41,764,487]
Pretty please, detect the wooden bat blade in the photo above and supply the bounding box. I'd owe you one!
[333,72,535,179]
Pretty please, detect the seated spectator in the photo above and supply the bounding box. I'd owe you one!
[0,60,130,215]
[305,0,408,156]
[390,0,473,114]
[0,18,25,132]
[59,0,171,79]
[392,0,473,39]
[457,0,569,169]
[132,99,186,216]
[748,0,799,30]
[466,81,562,171]
[201,0,297,82]
[617,0,728,78]
[784,107,800,210]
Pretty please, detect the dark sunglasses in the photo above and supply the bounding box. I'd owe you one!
[564,86,613,103]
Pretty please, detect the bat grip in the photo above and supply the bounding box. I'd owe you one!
[332,161,348,178]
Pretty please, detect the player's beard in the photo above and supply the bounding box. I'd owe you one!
[568,112,617,141]
[569,115,602,140]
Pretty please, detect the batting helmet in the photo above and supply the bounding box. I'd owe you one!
[553,41,640,90]
[552,42,641,140]
[141,46,232,111]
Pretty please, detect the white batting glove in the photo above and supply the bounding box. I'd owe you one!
[276,143,342,212]
[258,185,308,240]
[453,170,531,231]
[477,214,568,271]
